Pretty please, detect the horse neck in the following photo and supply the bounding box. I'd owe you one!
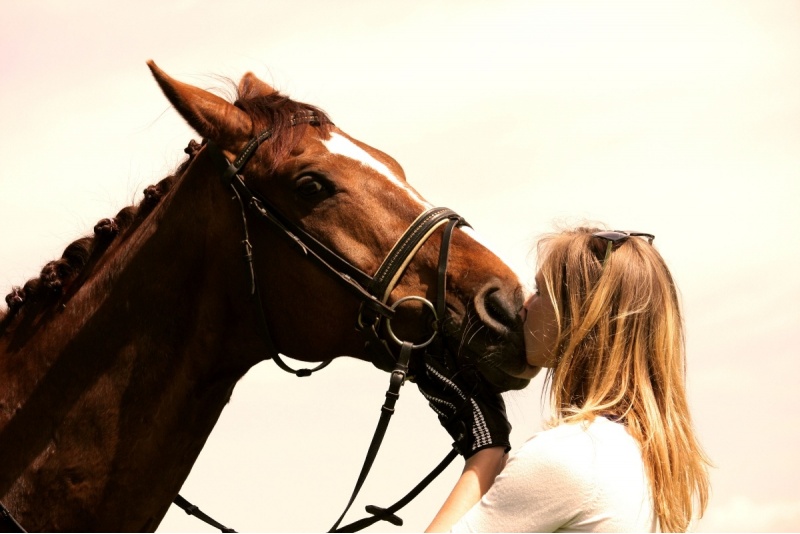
[0,148,267,531]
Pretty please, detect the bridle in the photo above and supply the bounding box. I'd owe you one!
[0,113,467,533]
[200,113,467,532]
[207,112,468,376]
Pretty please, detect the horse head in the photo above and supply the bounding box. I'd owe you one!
[0,62,536,532]
[148,61,532,392]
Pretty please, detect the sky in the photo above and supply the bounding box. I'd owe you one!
[1,1,799,531]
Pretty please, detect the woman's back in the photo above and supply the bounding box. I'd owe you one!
[454,417,656,532]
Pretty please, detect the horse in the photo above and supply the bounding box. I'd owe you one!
[0,61,530,532]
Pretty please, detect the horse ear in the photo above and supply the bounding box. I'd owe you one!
[147,60,251,144]
[238,72,276,98]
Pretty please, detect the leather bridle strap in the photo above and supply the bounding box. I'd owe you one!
[0,501,25,532]
[0,479,236,532]
[226,175,332,377]
[365,207,467,308]
[173,494,236,533]
[327,340,415,533]
[358,208,467,372]
[206,123,396,377]
[332,449,459,533]
[208,141,394,320]
[436,218,461,321]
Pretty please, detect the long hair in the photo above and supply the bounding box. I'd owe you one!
[536,227,710,532]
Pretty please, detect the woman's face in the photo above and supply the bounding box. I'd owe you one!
[522,272,559,370]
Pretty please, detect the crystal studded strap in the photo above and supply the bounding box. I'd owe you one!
[368,207,467,304]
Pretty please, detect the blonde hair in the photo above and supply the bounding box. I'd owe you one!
[537,227,710,532]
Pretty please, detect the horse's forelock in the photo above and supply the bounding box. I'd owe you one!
[233,87,333,172]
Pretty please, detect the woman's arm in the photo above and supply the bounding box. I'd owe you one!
[425,447,508,532]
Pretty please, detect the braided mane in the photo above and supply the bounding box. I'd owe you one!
[0,144,196,330]
[0,86,332,330]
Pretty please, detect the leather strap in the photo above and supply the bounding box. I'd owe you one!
[331,448,459,533]
[173,494,236,533]
[327,341,414,532]
[368,207,464,305]
[271,352,331,377]
[0,501,25,532]
[208,143,387,308]
[436,218,462,321]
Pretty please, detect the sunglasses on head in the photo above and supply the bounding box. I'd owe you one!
[592,230,655,265]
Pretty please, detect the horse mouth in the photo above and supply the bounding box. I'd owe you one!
[393,294,531,392]
[442,315,532,393]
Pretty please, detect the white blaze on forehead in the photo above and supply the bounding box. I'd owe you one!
[323,132,430,208]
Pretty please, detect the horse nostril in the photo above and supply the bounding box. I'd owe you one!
[477,283,520,333]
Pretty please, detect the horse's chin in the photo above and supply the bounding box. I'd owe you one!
[476,359,533,392]
[452,337,532,393]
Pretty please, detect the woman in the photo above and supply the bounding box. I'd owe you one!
[418,227,710,532]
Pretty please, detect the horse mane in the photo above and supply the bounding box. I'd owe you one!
[0,85,333,330]
[0,149,194,332]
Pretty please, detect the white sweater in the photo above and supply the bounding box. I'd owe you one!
[452,417,657,532]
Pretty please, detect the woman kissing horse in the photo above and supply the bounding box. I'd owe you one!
[0,61,529,531]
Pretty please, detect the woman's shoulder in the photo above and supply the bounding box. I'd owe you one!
[524,416,636,445]
[513,417,641,474]
[520,416,627,447]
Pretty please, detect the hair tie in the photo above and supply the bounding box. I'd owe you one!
[94,218,120,238]
[41,260,66,293]
[5,287,25,310]
[184,139,202,158]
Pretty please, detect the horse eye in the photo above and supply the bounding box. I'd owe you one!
[295,174,326,198]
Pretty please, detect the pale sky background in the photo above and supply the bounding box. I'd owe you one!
[2,1,799,532]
